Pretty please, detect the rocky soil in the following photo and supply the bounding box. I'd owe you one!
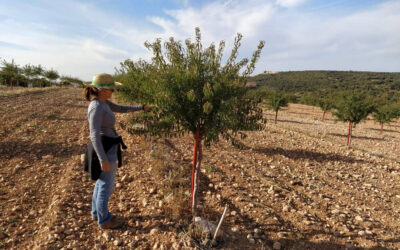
[0,87,400,249]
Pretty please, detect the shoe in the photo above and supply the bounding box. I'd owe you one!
[100,216,123,229]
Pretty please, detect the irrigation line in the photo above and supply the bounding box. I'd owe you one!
[209,205,228,249]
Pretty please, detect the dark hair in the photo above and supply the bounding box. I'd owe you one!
[84,86,99,101]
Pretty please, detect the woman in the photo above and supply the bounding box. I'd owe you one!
[84,73,151,229]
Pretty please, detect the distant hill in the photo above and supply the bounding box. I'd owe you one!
[250,70,400,101]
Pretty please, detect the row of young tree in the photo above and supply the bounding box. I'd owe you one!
[257,89,400,146]
[0,59,83,88]
[251,70,400,100]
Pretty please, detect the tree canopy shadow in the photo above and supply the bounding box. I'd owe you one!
[0,140,85,159]
[277,119,314,125]
[287,111,314,116]
[387,124,400,128]
[328,133,384,141]
[369,128,399,134]
[249,146,367,164]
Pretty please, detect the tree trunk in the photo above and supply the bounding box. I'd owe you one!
[194,140,202,213]
[191,130,201,214]
[130,103,135,119]
[350,123,352,145]
[322,111,326,121]
[380,123,383,134]
[274,111,278,124]
[10,77,13,90]
[346,121,352,146]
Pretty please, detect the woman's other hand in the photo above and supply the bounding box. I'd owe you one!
[101,161,111,172]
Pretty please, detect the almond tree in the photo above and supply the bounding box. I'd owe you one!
[44,69,60,86]
[267,92,288,124]
[23,64,35,87]
[60,75,84,87]
[333,92,374,146]
[33,65,44,87]
[116,28,265,214]
[317,96,334,121]
[373,104,399,134]
[0,59,20,88]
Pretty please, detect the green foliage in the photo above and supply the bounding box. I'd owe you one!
[22,64,35,85]
[0,59,78,88]
[285,92,298,103]
[60,75,84,86]
[250,71,400,108]
[22,64,34,76]
[267,92,288,112]
[33,64,44,77]
[7,218,16,224]
[299,92,318,106]
[372,104,400,125]
[0,59,20,86]
[44,69,60,83]
[205,166,217,172]
[116,28,265,146]
[246,85,272,101]
[32,65,45,87]
[333,92,374,126]
[317,95,334,112]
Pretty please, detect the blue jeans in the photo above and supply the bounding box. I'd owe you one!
[91,161,117,226]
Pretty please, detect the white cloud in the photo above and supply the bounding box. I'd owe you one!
[150,0,275,42]
[262,0,400,72]
[144,0,274,68]
[275,0,309,8]
[83,40,129,60]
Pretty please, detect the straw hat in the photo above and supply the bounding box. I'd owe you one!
[91,73,123,89]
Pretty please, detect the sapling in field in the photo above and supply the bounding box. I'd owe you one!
[333,92,374,146]
[44,69,60,86]
[267,92,288,124]
[372,104,400,134]
[33,65,44,87]
[0,59,19,88]
[22,64,35,87]
[116,28,265,214]
[317,96,334,121]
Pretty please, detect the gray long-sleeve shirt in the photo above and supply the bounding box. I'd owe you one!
[88,99,143,163]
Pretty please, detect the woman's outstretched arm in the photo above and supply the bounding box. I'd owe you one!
[106,100,143,113]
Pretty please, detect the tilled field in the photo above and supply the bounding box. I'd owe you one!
[0,87,400,249]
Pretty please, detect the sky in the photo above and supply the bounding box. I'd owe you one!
[0,0,399,81]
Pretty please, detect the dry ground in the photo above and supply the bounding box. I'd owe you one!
[0,87,400,249]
